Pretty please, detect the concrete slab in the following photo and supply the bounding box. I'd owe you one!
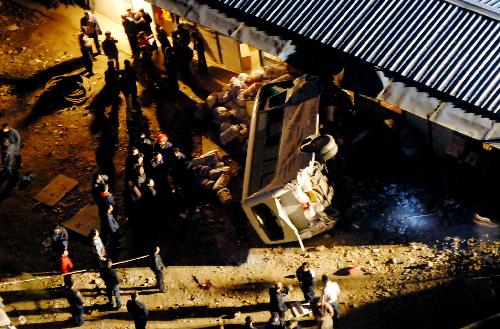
[34,174,78,206]
[63,204,100,237]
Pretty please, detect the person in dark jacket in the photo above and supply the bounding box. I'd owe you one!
[127,292,148,329]
[51,224,69,256]
[155,24,171,61]
[101,204,120,249]
[102,31,119,70]
[191,29,207,73]
[150,246,166,292]
[91,173,109,203]
[269,282,288,323]
[135,8,153,35]
[296,262,316,303]
[100,259,122,309]
[119,59,138,100]
[122,15,140,58]
[65,281,84,326]
[105,60,120,102]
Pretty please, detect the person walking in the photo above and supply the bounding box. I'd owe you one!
[100,259,122,309]
[80,11,102,54]
[1,123,21,166]
[150,246,166,292]
[102,31,119,70]
[126,292,148,329]
[65,280,85,326]
[296,262,316,303]
[321,274,341,328]
[269,282,288,324]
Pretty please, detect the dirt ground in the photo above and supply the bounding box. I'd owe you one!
[0,1,499,329]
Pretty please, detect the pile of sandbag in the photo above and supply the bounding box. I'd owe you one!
[198,65,289,151]
[188,150,235,205]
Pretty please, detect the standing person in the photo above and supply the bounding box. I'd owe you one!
[120,59,138,100]
[51,225,69,256]
[102,204,120,248]
[80,11,102,54]
[65,281,85,326]
[105,60,120,102]
[150,246,166,292]
[296,262,316,303]
[135,8,153,35]
[176,43,193,80]
[79,31,94,76]
[191,29,207,73]
[91,173,108,204]
[61,250,74,288]
[139,45,155,84]
[164,46,179,91]
[1,138,17,179]
[102,31,119,70]
[89,228,107,262]
[155,24,171,59]
[122,15,140,58]
[126,292,148,329]
[269,282,288,323]
[100,259,122,309]
[321,274,341,328]
[1,123,21,165]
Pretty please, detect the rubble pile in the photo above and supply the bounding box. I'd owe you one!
[198,65,289,151]
[187,149,237,205]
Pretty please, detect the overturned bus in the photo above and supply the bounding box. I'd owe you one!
[242,75,339,249]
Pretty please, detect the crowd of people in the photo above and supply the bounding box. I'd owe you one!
[78,8,207,88]
[50,222,165,328]
[3,6,345,329]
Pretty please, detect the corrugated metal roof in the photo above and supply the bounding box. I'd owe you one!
[211,0,500,117]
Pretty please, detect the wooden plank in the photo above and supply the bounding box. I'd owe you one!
[63,204,100,237]
[34,174,78,206]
